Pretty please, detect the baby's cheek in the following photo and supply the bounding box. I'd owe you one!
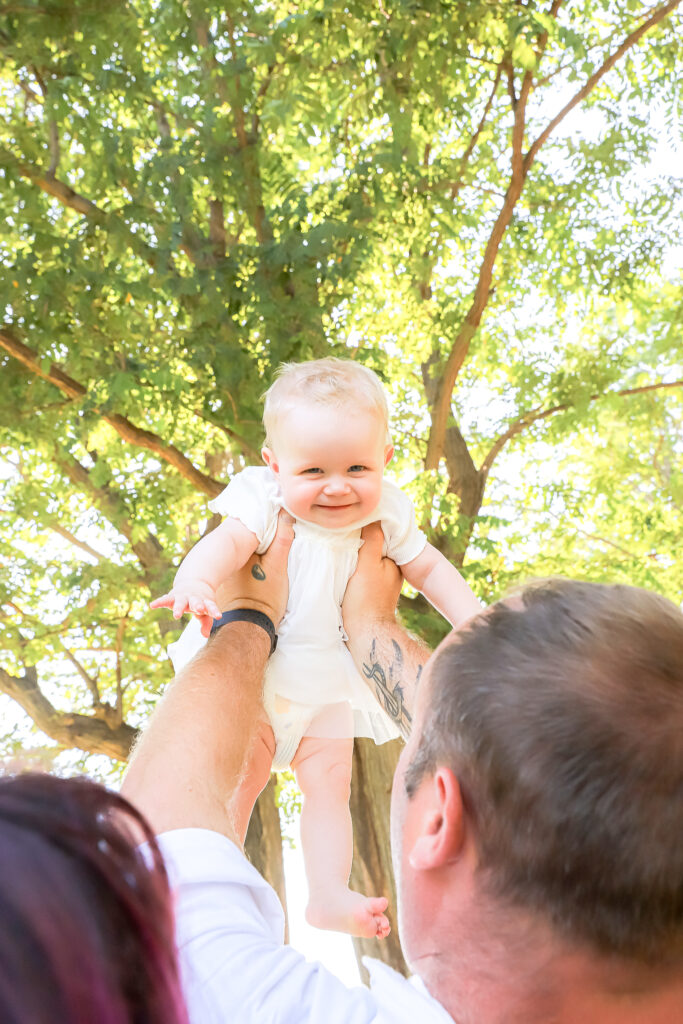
[285,487,313,516]
[362,479,382,505]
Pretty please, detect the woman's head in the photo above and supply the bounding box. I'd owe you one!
[0,772,187,1024]
[261,358,394,527]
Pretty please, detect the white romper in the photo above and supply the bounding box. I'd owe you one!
[168,467,427,769]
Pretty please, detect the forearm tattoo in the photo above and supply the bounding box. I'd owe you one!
[362,638,422,740]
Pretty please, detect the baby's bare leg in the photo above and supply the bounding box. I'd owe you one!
[292,734,390,939]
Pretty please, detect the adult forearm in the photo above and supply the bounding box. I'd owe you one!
[346,621,430,740]
[122,621,270,842]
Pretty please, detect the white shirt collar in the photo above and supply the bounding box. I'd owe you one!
[364,957,457,1023]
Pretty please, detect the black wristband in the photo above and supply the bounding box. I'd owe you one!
[209,608,278,655]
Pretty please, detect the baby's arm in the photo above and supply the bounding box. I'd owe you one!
[401,542,481,628]
[151,517,259,636]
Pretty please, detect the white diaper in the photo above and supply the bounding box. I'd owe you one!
[262,694,355,771]
[262,692,321,771]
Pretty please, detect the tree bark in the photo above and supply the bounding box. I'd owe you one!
[350,738,408,981]
[424,0,683,470]
[0,666,137,761]
[0,328,222,498]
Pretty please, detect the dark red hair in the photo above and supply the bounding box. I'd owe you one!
[0,772,188,1024]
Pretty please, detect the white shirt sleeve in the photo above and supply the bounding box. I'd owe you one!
[208,467,281,555]
[378,481,428,566]
[157,829,379,1024]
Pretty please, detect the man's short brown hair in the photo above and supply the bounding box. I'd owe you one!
[407,580,683,963]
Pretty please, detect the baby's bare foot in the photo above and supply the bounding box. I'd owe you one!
[306,889,391,939]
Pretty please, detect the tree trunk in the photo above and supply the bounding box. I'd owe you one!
[349,738,409,981]
[245,776,289,943]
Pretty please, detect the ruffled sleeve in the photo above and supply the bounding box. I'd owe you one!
[207,467,281,554]
[378,480,428,566]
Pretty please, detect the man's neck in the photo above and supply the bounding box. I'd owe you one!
[418,909,683,1024]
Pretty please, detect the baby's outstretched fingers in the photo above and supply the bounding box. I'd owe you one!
[188,596,207,617]
[198,612,216,638]
[150,593,173,610]
[172,595,189,619]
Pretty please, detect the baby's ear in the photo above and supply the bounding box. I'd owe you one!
[384,444,394,467]
[262,447,279,473]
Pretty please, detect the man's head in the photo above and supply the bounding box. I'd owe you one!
[397,580,683,972]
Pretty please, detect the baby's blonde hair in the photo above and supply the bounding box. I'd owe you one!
[263,357,390,448]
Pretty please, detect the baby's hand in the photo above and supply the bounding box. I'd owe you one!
[150,581,222,638]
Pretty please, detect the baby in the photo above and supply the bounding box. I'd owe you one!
[152,358,480,939]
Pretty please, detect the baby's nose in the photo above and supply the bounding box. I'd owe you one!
[324,475,350,494]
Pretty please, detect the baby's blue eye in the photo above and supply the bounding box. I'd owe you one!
[349,465,366,472]
[302,467,323,474]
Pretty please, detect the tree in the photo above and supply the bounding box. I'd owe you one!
[2,0,682,975]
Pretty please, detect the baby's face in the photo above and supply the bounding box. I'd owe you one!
[262,404,393,528]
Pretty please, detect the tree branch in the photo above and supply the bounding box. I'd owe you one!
[114,612,129,721]
[44,521,104,561]
[190,15,272,246]
[251,62,277,138]
[425,50,540,471]
[59,643,102,709]
[31,64,60,177]
[17,78,42,104]
[52,449,167,576]
[505,57,518,108]
[424,150,528,469]
[227,16,272,244]
[449,64,503,201]
[209,198,226,259]
[443,424,486,557]
[424,0,682,471]
[536,0,565,54]
[0,145,168,268]
[525,0,683,170]
[543,506,661,563]
[191,407,261,463]
[0,665,137,761]
[149,103,208,266]
[443,420,479,488]
[0,327,222,498]
[480,379,683,478]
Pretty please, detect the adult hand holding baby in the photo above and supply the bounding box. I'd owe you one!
[214,509,294,627]
[343,521,429,741]
[149,512,294,637]
[342,521,404,635]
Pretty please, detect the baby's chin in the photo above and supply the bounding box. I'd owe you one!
[295,500,381,530]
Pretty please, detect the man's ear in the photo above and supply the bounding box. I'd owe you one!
[407,768,465,871]
[262,447,279,473]
[384,444,395,467]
